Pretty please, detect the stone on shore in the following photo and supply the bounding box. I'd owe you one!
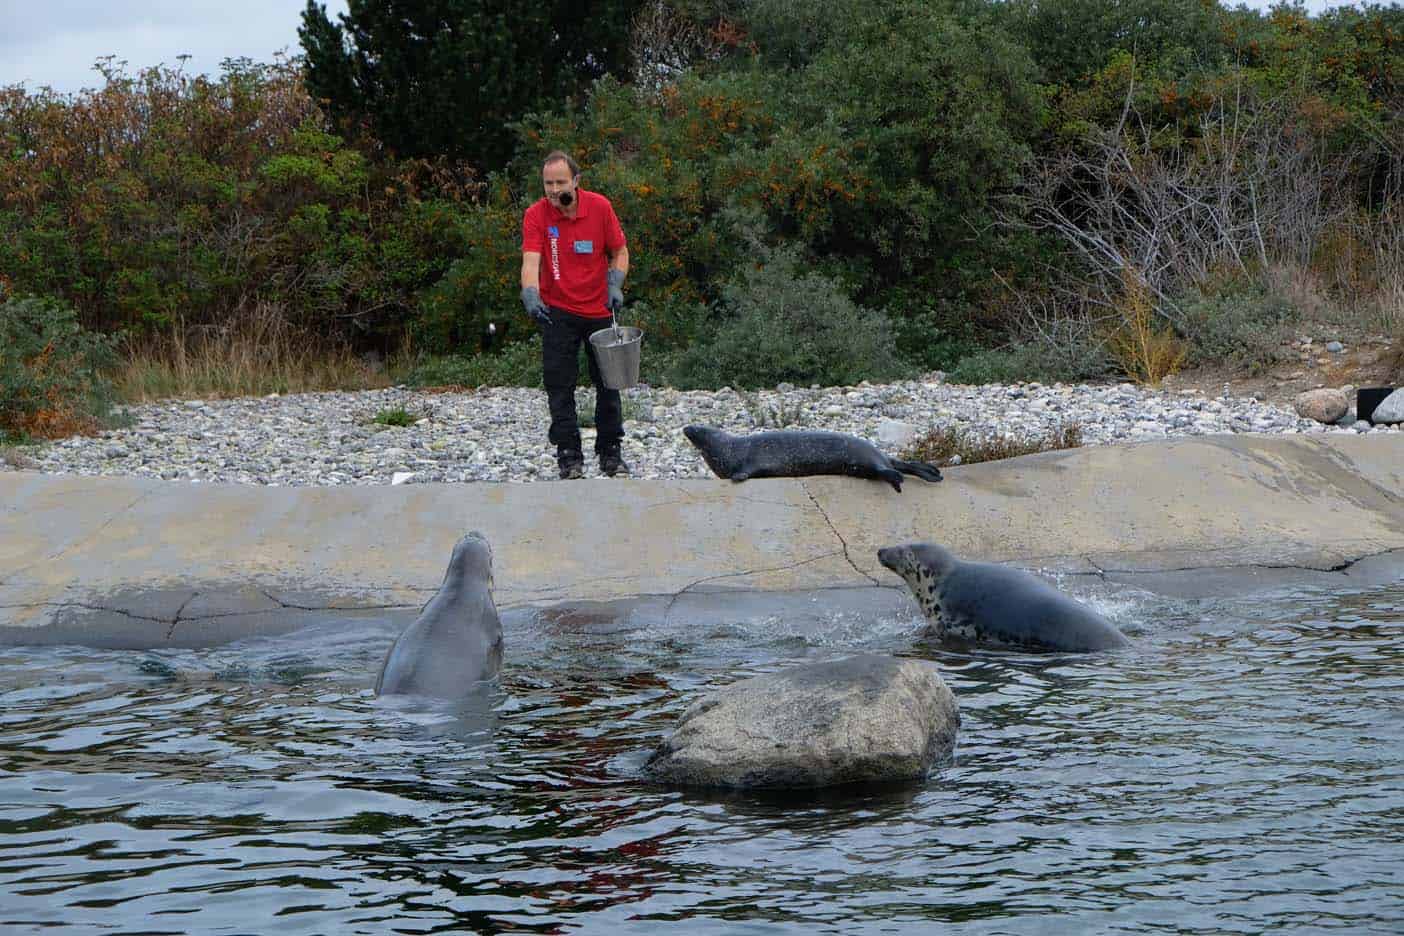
[1370,388,1404,425]
[876,418,919,449]
[643,654,959,790]
[1294,388,1349,424]
[12,375,1399,488]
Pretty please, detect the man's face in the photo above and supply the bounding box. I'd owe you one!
[542,160,577,208]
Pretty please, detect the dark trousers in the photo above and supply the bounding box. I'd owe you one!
[541,307,623,454]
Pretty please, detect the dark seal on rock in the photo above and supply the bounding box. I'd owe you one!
[683,425,942,492]
[878,541,1129,652]
[376,531,503,697]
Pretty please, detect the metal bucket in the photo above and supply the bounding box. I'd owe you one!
[589,318,643,390]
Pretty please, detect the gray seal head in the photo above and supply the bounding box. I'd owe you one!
[375,531,504,697]
[877,542,958,627]
[878,541,1129,652]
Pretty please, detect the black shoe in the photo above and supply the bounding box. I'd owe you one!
[557,448,584,480]
[599,448,629,477]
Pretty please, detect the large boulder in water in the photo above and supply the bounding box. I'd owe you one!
[643,654,959,789]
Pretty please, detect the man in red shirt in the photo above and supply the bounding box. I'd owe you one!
[520,150,631,479]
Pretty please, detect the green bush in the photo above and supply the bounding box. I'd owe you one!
[668,244,913,390]
[405,323,691,391]
[947,338,1108,385]
[1178,282,1297,372]
[404,338,544,388]
[411,182,522,355]
[0,295,118,441]
[888,303,988,373]
[0,61,470,347]
[371,407,417,427]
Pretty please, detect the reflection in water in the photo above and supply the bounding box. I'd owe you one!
[0,583,1401,934]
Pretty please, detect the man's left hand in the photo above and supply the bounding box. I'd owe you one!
[607,269,626,314]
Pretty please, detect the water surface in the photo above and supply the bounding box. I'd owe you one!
[1,581,1401,934]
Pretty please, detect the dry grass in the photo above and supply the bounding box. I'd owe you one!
[1105,270,1188,385]
[113,304,400,402]
[902,422,1083,466]
[1308,206,1404,338]
[1277,215,1404,383]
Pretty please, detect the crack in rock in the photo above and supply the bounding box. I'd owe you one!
[1053,546,1403,578]
[660,550,849,624]
[44,488,155,565]
[257,588,417,612]
[801,481,878,585]
[166,592,199,640]
[0,601,171,624]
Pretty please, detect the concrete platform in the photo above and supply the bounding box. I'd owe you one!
[3,434,1402,647]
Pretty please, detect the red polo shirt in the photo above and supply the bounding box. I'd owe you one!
[522,189,627,318]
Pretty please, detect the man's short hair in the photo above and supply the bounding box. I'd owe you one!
[542,150,580,178]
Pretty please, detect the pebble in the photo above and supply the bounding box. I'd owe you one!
[5,376,1398,487]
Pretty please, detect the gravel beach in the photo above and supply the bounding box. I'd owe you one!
[7,375,1396,486]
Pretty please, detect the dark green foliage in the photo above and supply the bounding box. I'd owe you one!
[740,0,868,70]
[760,0,1045,306]
[300,0,643,169]
[947,341,1109,385]
[997,0,1225,87]
[411,182,522,354]
[0,295,118,440]
[0,60,464,346]
[371,406,417,427]
[515,0,1046,332]
[888,304,988,373]
[405,338,545,388]
[512,73,780,316]
[1178,282,1298,373]
[2,0,1398,395]
[668,244,912,390]
[408,328,681,391]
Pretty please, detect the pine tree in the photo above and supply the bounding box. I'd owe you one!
[299,0,640,170]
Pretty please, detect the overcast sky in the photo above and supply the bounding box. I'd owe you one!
[0,1,349,93]
[0,0,1363,95]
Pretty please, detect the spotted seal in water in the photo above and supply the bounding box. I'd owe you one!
[877,542,1129,652]
[376,531,503,696]
[683,425,942,492]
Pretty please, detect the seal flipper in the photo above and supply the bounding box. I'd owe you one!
[879,469,903,492]
[890,459,943,483]
[731,471,751,482]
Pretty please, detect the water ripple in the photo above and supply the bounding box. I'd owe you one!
[1,583,1401,933]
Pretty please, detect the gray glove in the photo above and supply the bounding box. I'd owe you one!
[606,269,625,314]
[521,286,551,326]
